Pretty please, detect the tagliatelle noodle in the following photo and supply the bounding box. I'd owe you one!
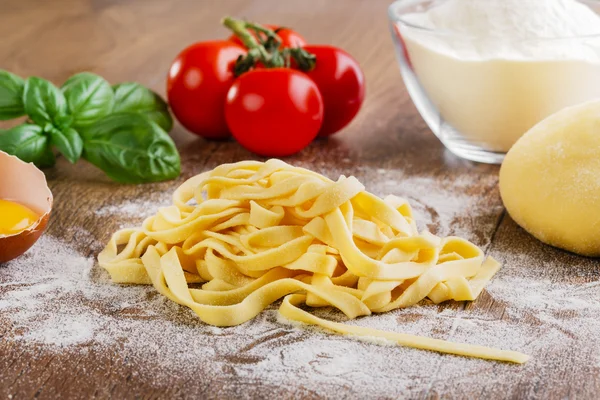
[99,159,529,364]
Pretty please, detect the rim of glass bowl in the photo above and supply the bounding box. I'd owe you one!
[388,0,600,42]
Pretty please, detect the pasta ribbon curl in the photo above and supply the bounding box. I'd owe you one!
[99,159,528,364]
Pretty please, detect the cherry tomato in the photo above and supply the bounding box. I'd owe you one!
[225,68,323,157]
[167,40,246,139]
[228,24,307,49]
[301,45,365,136]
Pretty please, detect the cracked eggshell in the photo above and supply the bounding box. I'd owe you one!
[0,151,53,263]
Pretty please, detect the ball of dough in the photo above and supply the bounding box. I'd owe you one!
[499,100,600,257]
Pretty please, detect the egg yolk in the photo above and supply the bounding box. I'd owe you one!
[0,199,39,235]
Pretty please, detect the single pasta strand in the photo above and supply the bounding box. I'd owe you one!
[279,294,529,364]
[99,159,529,364]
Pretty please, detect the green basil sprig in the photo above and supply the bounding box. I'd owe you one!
[62,72,115,129]
[0,124,55,167]
[81,113,180,184]
[23,77,69,127]
[113,83,173,132]
[46,124,83,164]
[0,70,180,184]
[0,71,26,120]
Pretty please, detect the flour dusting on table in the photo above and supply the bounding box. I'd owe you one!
[95,192,172,220]
[1,167,598,398]
[1,231,599,398]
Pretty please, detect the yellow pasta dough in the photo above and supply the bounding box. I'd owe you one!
[500,99,600,257]
[99,159,528,364]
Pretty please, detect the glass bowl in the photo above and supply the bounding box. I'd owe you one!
[388,0,600,164]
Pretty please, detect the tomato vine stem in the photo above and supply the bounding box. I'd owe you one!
[222,16,317,76]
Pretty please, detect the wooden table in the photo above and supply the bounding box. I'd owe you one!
[1,1,599,399]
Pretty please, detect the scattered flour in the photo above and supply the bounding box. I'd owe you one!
[0,169,598,398]
[384,175,492,240]
[95,198,169,220]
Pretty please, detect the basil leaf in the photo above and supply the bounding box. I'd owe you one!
[0,70,26,120]
[0,124,55,167]
[47,125,83,164]
[81,112,180,184]
[112,83,173,132]
[23,77,68,126]
[34,146,57,168]
[62,72,114,129]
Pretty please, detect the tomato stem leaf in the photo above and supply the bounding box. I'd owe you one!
[290,47,317,72]
[222,17,271,63]
[222,16,315,76]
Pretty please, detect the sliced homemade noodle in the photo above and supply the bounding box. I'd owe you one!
[99,159,528,364]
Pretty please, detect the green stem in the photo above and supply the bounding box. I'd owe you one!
[222,17,270,62]
[221,16,316,75]
[244,22,282,43]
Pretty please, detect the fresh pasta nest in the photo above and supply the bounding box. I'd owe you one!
[99,159,528,363]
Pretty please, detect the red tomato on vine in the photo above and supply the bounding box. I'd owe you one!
[301,45,365,136]
[167,40,246,139]
[225,68,324,157]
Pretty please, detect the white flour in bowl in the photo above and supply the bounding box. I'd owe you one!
[396,0,600,152]
[401,0,600,60]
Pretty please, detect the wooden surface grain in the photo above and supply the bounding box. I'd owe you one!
[1,1,599,399]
